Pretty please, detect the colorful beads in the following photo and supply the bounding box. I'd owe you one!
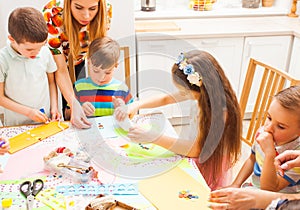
[138,143,150,150]
[178,190,199,200]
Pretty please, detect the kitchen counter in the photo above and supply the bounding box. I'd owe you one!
[135,16,300,40]
[135,6,288,20]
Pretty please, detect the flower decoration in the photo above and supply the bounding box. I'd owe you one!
[176,53,202,87]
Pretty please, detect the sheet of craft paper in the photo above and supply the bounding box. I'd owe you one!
[139,166,211,210]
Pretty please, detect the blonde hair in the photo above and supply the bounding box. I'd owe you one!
[275,85,300,124]
[172,50,242,189]
[88,36,120,69]
[63,0,107,82]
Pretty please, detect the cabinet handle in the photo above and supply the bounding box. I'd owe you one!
[201,40,219,45]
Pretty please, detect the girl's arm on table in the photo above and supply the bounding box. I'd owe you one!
[229,153,256,188]
[209,187,300,210]
[128,92,190,117]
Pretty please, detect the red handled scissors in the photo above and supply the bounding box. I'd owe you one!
[20,179,44,210]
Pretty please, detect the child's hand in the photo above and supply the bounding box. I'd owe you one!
[114,105,128,121]
[82,102,95,116]
[50,108,62,121]
[112,96,125,108]
[127,125,163,143]
[256,131,276,156]
[127,101,140,119]
[0,138,10,155]
[27,108,49,123]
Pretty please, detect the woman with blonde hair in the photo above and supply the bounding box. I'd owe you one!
[43,0,112,125]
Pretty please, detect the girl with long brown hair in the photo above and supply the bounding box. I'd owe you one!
[116,50,242,190]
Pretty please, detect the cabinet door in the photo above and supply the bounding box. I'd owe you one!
[179,37,244,95]
[288,37,300,79]
[137,39,180,118]
[137,37,244,119]
[240,36,292,113]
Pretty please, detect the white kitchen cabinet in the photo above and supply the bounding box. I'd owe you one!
[239,35,292,113]
[288,37,300,79]
[179,37,244,95]
[137,38,180,118]
[137,37,244,118]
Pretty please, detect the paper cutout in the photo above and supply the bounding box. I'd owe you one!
[8,121,69,154]
[139,167,211,210]
[124,143,175,160]
[36,188,67,210]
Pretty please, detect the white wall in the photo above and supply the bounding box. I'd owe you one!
[0,0,137,118]
[0,0,49,47]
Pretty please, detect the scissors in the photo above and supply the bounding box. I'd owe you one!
[19,179,44,210]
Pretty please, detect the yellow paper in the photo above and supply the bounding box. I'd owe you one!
[8,121,69,154]
[139,166,211,210]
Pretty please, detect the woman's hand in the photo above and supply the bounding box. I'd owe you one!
[209,188,257,210]
[70,98,91,129]
[82,102,95,117]
[275,150,300,176]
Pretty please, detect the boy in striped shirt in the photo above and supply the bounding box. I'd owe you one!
[66,37,133,118]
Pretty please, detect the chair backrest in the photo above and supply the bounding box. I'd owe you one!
[84,46,131,90]
[119,46,131,90]
[239,58,300,146]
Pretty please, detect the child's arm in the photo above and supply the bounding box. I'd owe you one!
[47,72,61,121]
[257,132,290,191]
[0,82,48,123]
[128,92,190,118]
[229,153,256,188]
[128,126,201,157]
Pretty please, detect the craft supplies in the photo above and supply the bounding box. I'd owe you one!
[178,190,199,200]
[36,188,67,210]
[1,198,13,208]
[56,183,139,196]
[139,166,210,210]
[19,179,44,210]
[44,147,98,183]
[0,140,6,147]
[86,194,137,210]
[8,121,69,154]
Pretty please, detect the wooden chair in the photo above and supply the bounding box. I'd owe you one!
[119,46,131,90]
[239,58,300,146]
[81,46,130,90]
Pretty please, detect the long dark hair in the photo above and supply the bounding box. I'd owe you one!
[172,50,242,189]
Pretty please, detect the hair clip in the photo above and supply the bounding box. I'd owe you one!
[176,53,202,87]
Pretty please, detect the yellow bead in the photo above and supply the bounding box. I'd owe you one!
[2,198,13,208]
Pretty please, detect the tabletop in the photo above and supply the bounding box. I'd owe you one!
[0,114,210,210]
